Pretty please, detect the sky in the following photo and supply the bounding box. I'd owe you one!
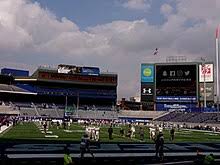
[0,0,219,99]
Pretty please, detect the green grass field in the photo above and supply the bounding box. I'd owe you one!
[1,122,220,143]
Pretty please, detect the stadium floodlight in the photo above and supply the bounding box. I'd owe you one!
[216,25,220,113]
[201,57,206,108]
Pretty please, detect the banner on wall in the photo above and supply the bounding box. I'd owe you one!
[199,83,214,101]
[141,83,154,102]
[199,64,214,82]
[141,64,154,82]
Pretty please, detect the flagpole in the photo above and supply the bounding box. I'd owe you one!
[64,95,67,119]
[77,91,79,118]
[201,58,206,109]
[216,25,219,115]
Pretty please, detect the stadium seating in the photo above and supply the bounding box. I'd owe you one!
[0,84,29,93]
[19,107,38,116]
[0,105,19,115]
[78,105,113,111]
[14,101,116,119]
[155,111,220,124]
[15,84,116,99]
[118,110,166,120]
[75,110,118,119]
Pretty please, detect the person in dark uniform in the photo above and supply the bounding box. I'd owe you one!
[120,127,124,136]
[108,125,113,140]
[139,127,144,141]
[126,124,132,138]
[155,132,164,161]
[80,133,94,159]
[170,127,175,141]
[43,122,47,134]
[63,121,67,130]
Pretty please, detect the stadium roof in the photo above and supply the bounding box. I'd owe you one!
[0,84,37,95]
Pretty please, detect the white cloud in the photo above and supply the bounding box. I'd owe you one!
[160,3,173,17]
[176,0,220,22]
[121,0,151,11]
[0,0,219,98]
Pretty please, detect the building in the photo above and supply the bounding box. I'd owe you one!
[0,65,117,108]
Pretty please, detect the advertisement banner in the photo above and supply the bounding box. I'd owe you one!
[199,83,214,101]
[1,68,29,77]
[199,64,214,82]
[141,83,154,102]
[81,67,100,76]
[58,64,82,74]
[156,103,197,111]
[156,96,197,102]
[38,72,117,85]
[141,64,154,82]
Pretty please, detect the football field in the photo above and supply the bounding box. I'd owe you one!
[1,122,220,143]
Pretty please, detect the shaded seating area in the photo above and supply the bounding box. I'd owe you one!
[155,111,220,124]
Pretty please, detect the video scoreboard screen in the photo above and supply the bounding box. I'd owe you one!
[156,64,197,102]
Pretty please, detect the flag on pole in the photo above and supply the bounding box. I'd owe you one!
[216,25,219,39]
[153,48,159,55]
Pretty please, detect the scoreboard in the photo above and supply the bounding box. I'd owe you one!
[155,64,197,102]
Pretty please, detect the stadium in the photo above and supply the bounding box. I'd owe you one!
[0,62,220,165]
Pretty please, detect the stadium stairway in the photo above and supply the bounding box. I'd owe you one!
[0,124,12,134]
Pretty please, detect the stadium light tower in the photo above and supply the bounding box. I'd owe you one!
[201,57,206,108]
[216,25,220,113]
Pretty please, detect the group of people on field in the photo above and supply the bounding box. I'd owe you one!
[62,122,217,165]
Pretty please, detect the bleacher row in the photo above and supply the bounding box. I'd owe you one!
[2,102,220,124]
[155,111,220,124]
[15,84,116,98]
[0,102,168,120]
[0,84,28,93]
[118,110,166,120]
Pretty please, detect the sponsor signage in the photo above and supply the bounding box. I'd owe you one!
[141,83,154,102]
[58,64,82,74]
[199,83,214,101]
[81,67,100,76]
[199,64,214,82]
[1,68,29,77]
[38,72,117,85]
[118,117,149,123]
[141,64,154,82]
[156,96,197,102]
[156,103,197,111]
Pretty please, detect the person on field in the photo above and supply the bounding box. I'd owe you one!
[56,121,60,129]
[131,125,136,138]
[108,125,113,140]
[64,146,74,165]
[80,133,94,159]
[126,124,132,138]
[43,122,47,134]
[170,127,175,141]
[139,127,144,141]
[203,153,215,165]
[120,127,124,137]
[155,131,164,161]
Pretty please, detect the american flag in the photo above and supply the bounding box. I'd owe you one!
[216,25,220,39]
[153,48,158,55]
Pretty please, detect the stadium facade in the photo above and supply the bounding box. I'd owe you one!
[0,64,117,108]
[141,62,214,111]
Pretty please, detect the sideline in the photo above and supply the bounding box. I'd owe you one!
[0,124,13,137]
